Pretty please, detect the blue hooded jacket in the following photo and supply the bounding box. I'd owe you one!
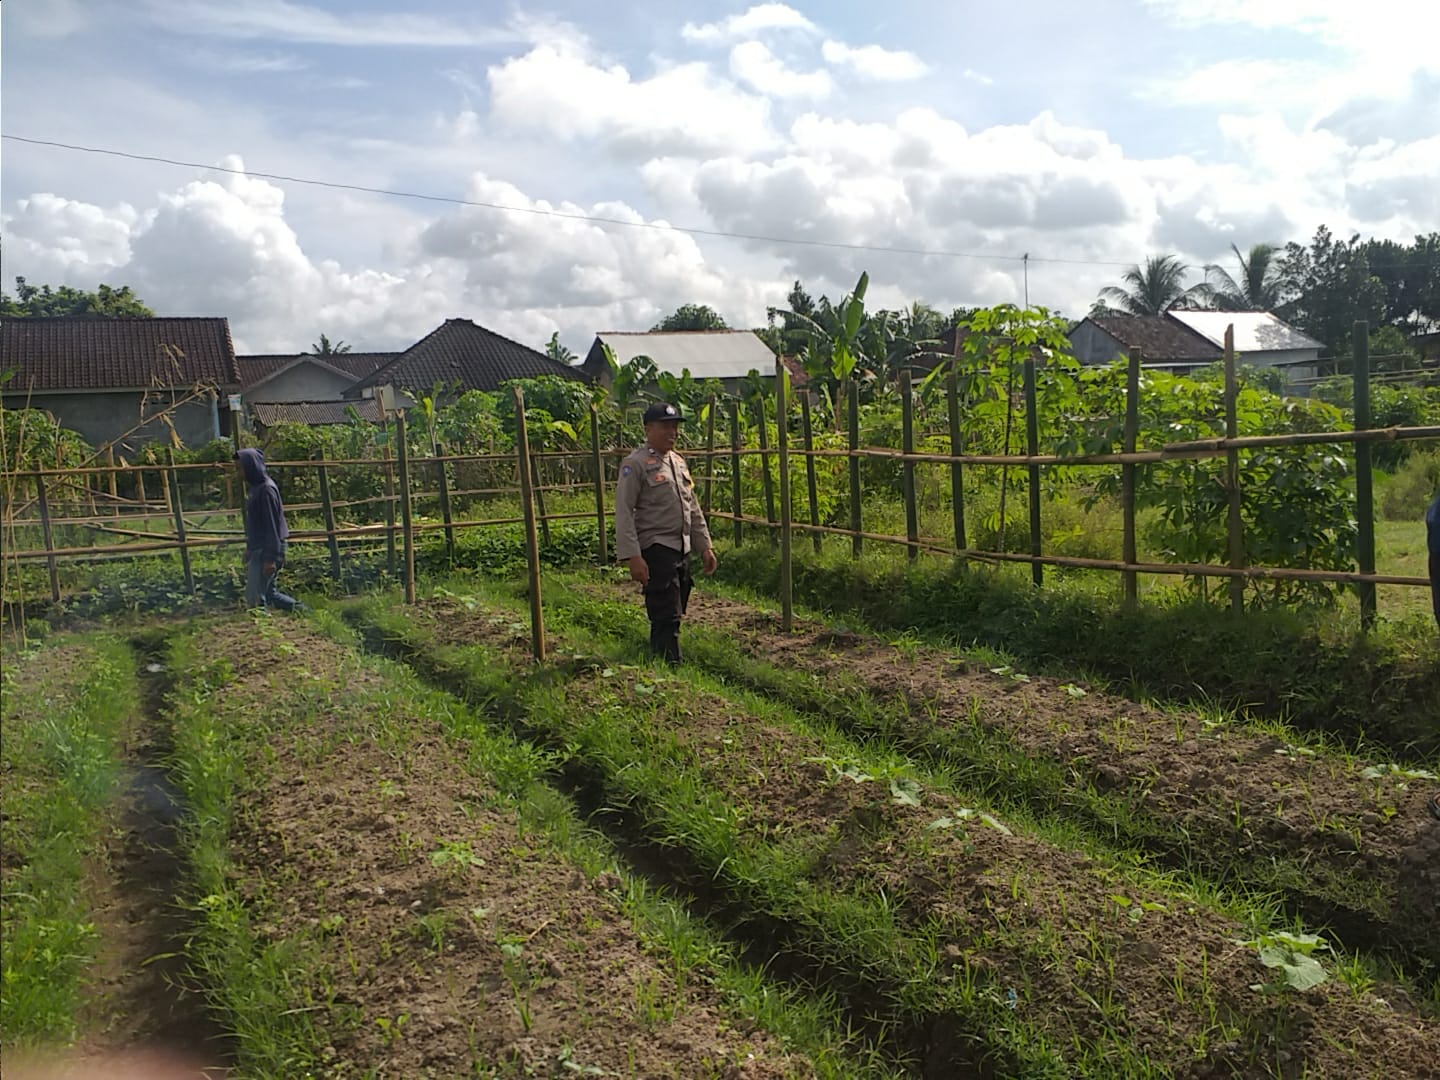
[1428,492,1440,557]
[237,448,289,561]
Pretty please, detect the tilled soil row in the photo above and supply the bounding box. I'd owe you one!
[169,619,823,1078]
[365,594,1440,1080]
[561,577,1440,977]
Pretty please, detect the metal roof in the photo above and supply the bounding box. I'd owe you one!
[1166,311,1324,354]
[595,331,776,380]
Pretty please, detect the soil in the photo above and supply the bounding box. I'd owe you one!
[180,619,807,1078]
[398,594,1440,1079]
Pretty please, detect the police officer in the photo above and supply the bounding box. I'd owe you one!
[614,402,717,662]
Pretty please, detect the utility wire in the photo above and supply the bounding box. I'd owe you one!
[5,134,1436,275]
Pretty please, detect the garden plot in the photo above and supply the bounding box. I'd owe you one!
[540,575,1440,980]
[353,591,1440,1079]
[164,616,864,1078]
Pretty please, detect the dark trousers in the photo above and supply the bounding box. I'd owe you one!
[1431,552,1439,631]
[642,543,693,662]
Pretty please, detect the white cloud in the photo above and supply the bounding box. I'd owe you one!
[682,4,817,43]
[487,41,776,158]
[729,41,831,98]
[145,0,523,48]
[821,40,928,81]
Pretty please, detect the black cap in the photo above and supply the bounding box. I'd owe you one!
[642,402,684,424]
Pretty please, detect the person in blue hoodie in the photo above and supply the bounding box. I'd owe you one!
[1429,490,1439,632]
[235,448,300,612]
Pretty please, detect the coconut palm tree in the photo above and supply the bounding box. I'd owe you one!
[1094,255,1210,316]
[1204,243,1284,311]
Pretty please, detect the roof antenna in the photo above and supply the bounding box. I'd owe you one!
[1023,252,1030,309]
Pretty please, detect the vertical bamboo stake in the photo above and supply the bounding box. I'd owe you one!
[34,472,60,603]
[165,447,194,595]
[703,393,718,515]
[590,404,608,565]
[136,467,148,525]
[395,412,416,604]
[512,386,546,661]
[317,455,342,581]
[776,361,794,631]
[801,393,820,554]
[435,441,455,565]
[847,379,862,557]
[1353,322,1376,628]
[946,365,966,557]
[730,404,743,547]
[1223,326,1245,613]
[755,396,776,544]
[106,447,120,518]
[532,453,552,549]
[382,432,397,579]
[1023,357,1042,587]
[1122,350,1141,608]
[901,369,919,562]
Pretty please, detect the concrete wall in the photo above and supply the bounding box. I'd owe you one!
[4,390,220,454]
[247,363,355,403]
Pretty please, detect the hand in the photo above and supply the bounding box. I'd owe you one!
[262,560,276,576]
[701,548,718,576]
[627,556,650,586]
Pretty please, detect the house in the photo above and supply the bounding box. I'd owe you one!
[1165,311,1324,380]
[250,398,384,436]
[1067,315,1221,374]
[580,330,778,395]
[0,316,240,453]
[237,352,397,404]
[346,318,584,406]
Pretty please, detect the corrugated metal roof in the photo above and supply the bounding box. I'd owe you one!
[1166,311,1324,354]
[596,331,776,380]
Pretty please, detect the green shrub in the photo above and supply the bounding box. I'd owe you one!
[1380,450,1440,522]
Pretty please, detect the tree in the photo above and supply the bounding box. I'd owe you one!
[1275,227,1386,357]
[311,333,351,355]
[545,331,577,365]
[1094,255,1210,316]
[652,304,729,332]
[1204,243,1285,311]
[1361,233,1440,334]
[0,277,154,318]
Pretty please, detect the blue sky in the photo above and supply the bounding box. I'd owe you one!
[3,0,1437,353]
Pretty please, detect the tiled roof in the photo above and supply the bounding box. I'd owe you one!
[1087,316,1219,362]
[252,399,383,427]
[347,319,583,396]
[236,351,398,391]
[0,317,240,391]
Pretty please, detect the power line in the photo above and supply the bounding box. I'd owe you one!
[4,134,1435,276]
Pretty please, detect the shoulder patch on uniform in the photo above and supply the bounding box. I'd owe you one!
[621,464,633,477]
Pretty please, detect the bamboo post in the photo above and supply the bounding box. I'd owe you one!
[590,404,607,565]
[135,467,148,529]
[847,379,862,557]
[230,406,244,451]
[317,455,342,580]
[165,447,195,595]
[901,369,919,562]
[512,386,546,660]
[801,393,821,554]
[1122,351,1141,608]
[946,365,966,556]
[106,447,120,518]
[756,396,776,544]
[730,404,743,547]
[532,453,552,549]
[703,394,718,515]
[435,440,456,565]
[382,434,397,579]
[34,472,60,603]
[1223,327,1244,613]
[776,361,794,631]
[1353,322,1376,628]
[395,412,416,604]
[1023,357,1042,587]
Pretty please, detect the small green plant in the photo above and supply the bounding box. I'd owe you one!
[1240,931,1331,994]
[430,838,484,872]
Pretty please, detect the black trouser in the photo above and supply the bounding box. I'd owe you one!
[642,543,693,662]
[1431,552,1439,631]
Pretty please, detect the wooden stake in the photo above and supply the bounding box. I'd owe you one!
[1223,327,1244,613]
[755,395,777,544]
[106,447,120,518]
[901,369,919,562]
[395,412,416,604]
[317,455,342,580]
[165,447,194,595]
[34,472,60,603]
[1023,357,1042,587]
[512,386,546,660]
[703,393,718,515]
[730,404,743,547]
[847,379,862,557]
[946,364,966,556]
[801,393,821,554]
[532,453,552,549]
[590,404,608,565]
[382,433,397,579]
[1122,350,1141,607]
[776,360,794,631]
[1353,321,1376,627]
[435,440,456,565]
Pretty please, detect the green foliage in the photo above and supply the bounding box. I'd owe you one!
[1,408,94,471]
[0,276,154,318]
[310,333,350,356]
[1094,255,1209,316]
[1380,450,1440,521]
[651,304,729,332]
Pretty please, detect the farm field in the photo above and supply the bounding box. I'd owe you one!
[3,573,1438,1077]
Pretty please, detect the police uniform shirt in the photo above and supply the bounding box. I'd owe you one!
[614,444,712,561]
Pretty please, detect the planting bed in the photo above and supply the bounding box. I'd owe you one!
[351,587,1440,1079]
[162,615,863,1078]
[540,576,1440,979]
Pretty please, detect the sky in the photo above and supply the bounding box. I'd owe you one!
[2,0,1438,355]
